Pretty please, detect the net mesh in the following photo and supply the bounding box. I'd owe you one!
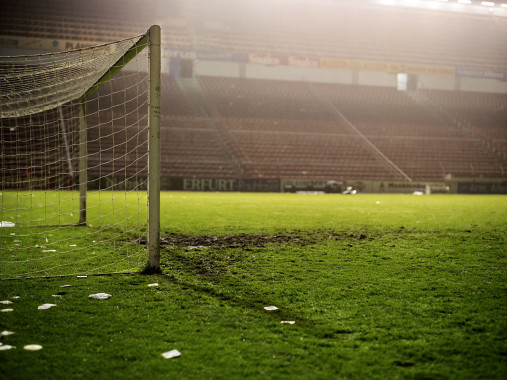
[0,33,150,279]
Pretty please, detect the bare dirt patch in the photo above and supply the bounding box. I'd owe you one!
[159,232,315,248]
[156,231,369,249]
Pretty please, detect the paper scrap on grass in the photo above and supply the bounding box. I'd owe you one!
[0,344,16,351]
[264,306,279,311]
[11,296,20,299]
[147,283,159,287]
[0,221,15,228]
[0,300,13,304]
[89,293,111,300]
[280,321,296,325]
[1,331,15,336]
[1,309,14,312]
[24,344,43,351]
[77,275,87,279]
[161,349,181,359]
[61,285,72,288]
[38,303,57,310]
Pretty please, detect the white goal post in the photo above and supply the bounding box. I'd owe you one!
[0,26,161,278]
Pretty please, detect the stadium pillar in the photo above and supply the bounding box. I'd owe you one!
[147,25,161,271]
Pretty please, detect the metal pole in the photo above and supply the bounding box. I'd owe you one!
[58,106,74,185]
[147,25,161,271]
[78,99,88,226]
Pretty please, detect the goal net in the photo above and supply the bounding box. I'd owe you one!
[0,26,161,279]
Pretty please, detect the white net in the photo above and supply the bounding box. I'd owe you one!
[0,33,151,279]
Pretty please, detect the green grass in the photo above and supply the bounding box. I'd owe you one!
[1,192,506,379]
[0,191,147,277]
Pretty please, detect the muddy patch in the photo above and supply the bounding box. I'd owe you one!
[159,232,317,248]
[137,231,370,249]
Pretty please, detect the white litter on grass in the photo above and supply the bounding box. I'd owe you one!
[0,345,15,351]
[147,283,159,287]
[77,275,87,279]
[69,244,77,247]
[52,294,62,298]
[89,293,111,300]
[1,309,13,312]
[61,285,72,288]
[1,331,15,336]
[280,321,296,325]
[0,221,15,228]
[264,306,279,311]
[11,296,20,299]
[161,349,181,359]
[38,303,57,310]
[42,250,56,253]
[0,300,13,304]
[24,344,43,351]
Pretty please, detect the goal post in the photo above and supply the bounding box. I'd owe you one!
[0,26,161,278]
[147,25,161,272]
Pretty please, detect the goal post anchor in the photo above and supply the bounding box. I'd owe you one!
[147,25,161,272]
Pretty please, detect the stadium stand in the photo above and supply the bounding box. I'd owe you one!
[1,0,506,190]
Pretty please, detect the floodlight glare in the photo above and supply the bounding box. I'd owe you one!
[457,0,472,4]
[481,1,495,6]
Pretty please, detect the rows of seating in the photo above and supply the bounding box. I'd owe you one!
[1,0,506,70]
[2,71,505,184]
[422,89,507,156]
[81,73,505,182]
[203,77,506,181]
[188,0,507,70]
[0,106,81,189]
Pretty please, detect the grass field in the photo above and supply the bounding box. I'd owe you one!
[1,192,506,379]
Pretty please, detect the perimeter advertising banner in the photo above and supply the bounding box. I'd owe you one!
[167,49,246,62]
[456,67,507,81]
[320,58,455,77]
[171,178,281,192]
[246,53,320,68]
[0,35,98,51]
[457,182,507,194]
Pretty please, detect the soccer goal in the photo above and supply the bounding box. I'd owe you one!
[0,26,161,279]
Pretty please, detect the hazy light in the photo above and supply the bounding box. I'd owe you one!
[481,1,495,6]
[501,3,507,7]
[425,0,443,8]
[402,0,423,7]
[457,0,472,4]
